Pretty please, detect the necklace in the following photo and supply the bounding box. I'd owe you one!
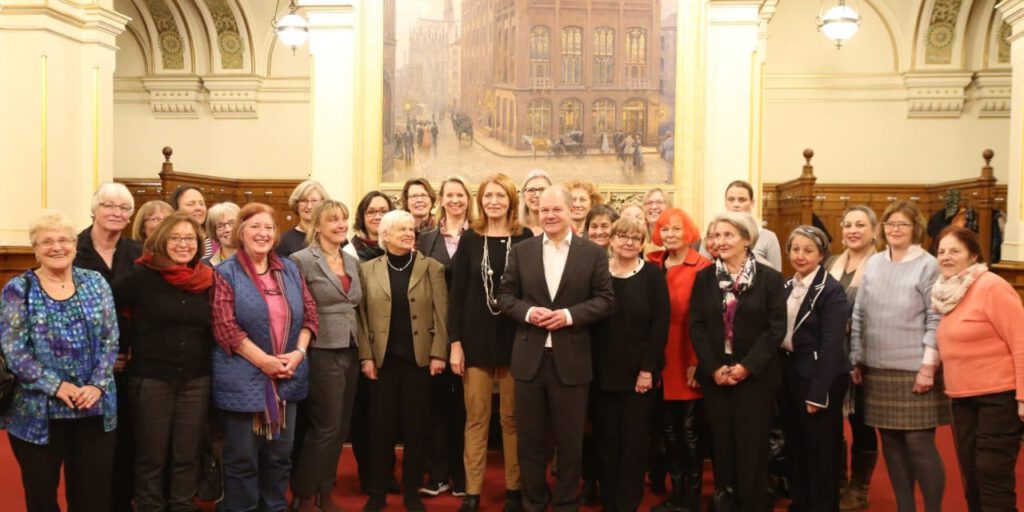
[387,252,414,272]
[39,270,71,289]
[482,235,512,315]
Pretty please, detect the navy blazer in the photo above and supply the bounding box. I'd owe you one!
[784,266,852,407]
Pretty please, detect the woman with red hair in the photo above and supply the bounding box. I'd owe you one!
[646,208,712,512]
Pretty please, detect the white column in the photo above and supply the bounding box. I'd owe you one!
[997,0,1024,262]
[304,2,358,212]
[0,0,127,244]
[701,1,763,222]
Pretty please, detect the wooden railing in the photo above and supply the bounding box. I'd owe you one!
[762,149,1006,277]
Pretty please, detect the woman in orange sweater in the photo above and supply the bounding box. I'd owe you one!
[932,226,1024,512]
[646,208,712,512]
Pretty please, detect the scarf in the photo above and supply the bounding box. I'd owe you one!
[827,247,877,290]
[715,252,757,355]
[235,249,292,438]
[351,235,385,261]
[135,251,214,293]
[931,263,988,314]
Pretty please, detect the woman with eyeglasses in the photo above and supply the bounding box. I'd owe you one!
[850,200,946,512]
[646,208,712,512]
[278,180,330,258]
[448,174,532,512]
[113,212,216,512]
[593,217,670,512]
[642,189,668,255]
[131,200,174,244]
[74,182,142,512]
[402,178,439,235]
[2,211,120,512]
[204,202,241,267]
[210,202,318,512]
[825,205,880,511]
[779,226,851,512]
[344,191,395,263]
[519,170,552,236]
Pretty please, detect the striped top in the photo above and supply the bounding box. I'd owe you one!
[850,245,940,372]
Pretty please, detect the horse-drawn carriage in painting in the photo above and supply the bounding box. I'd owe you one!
[453,114,473,143]
[521,131,586,159]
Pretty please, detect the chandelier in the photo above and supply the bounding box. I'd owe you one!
[273,0,308,54]
[817,0,861,49]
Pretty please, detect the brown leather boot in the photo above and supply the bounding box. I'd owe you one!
[839,449,877,511]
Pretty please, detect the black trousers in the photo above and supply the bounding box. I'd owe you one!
[9,416,117,512]
[111,372,135,512]
[515,353,589,512]
[951,390,1024,512]
[130,375,210,512]
[582,383,603,484]
[598,388,655,512]
[292,347,360,497]
[779,355,847,512]
[425,366,466,487]
[702,380,775,512]
[368,356,430,497]
[661,399,705,494]
[351,373,397,490]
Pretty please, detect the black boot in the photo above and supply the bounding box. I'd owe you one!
[651,473,684,512]
[502,490,523,512]
[458,494,481,512]
[712,487,738,512]
[681,471,702,512]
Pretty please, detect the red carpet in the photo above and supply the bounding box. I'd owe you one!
[1,426,1021,511]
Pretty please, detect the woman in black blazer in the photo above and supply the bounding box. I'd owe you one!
[593,217,670,512]
[779,226,851,512]
[689,211,786,512]
[448,174,532,512]
[414,176,473,497]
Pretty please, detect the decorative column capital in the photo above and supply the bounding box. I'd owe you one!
[997,0,1024,28]
[143,77,203,118]
[903,72,973,118]
[203,77,262,119]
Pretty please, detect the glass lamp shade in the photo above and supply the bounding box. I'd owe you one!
[276,13,309,49]
[820,4,860,43]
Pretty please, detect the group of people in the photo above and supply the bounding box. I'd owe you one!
[1,171,1022,512]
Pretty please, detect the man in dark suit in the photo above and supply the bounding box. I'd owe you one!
[497,185,615,512]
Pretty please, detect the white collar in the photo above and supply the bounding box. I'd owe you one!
[791,269,817,289]
[884,244,925,263]
[542,230,573,247]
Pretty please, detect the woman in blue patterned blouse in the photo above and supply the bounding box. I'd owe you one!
[1,211,120,511]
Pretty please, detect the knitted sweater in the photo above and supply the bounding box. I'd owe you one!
[937,272,1024,401]
[850,246,940,372]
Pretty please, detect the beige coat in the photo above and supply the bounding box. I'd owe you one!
[357,251,449,368]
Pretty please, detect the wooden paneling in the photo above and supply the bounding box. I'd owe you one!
[763,149,1005,277]
[0,246,35,289]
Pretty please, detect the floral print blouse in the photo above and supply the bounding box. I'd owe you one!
[0,268,119,445]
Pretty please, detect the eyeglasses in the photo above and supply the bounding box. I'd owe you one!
[615,234,644,245]
[644,199,666,207]
[407,193,431,201]
[99,202,132,213]
[36,237,76,248]
[169,236,198,245]
[298,198,323,206]
[365,209,389,218]
[144,215,166,224]
[215,220,236,231]
[882,222,912,231]
[524,187,546,195]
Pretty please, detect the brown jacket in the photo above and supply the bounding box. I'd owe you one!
[357,251,449,368]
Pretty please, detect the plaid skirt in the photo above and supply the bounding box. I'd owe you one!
[863,368,950,430]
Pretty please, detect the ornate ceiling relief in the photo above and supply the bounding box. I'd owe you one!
[142,0,185,70]
[203,0,244,70]
[998,22,1011,64]
[924,0,963,65]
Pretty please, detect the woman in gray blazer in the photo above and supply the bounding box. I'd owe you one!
[288,200,363,512]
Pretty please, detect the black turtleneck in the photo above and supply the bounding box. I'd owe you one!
[385,251,416,364]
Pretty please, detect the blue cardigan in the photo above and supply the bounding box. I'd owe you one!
[211,257,309,412]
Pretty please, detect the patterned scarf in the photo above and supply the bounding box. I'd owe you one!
[931,263,988,315]
[351,235,385,261]
[715,252,757,355]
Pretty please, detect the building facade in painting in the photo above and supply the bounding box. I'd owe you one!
[460,0,664,149]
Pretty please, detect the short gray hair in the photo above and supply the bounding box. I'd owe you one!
[540,185,572,208]
[711,211,760,248]
[786,225,830,260]
[206,202,241,236]
[91,182,135,216]
[378,210,414,250]
[29,210,77,246]
[288,180,330,213]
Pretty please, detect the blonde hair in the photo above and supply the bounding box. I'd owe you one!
[306,200,351,246]
[206,202,241,248]
[611,216,647,242]
[288,180,330,214]
[132,200,174,241]
[564,179,603,207]
[29,211,77,246]
[437,176,475,224]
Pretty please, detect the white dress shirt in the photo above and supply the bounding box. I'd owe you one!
[782,271,815,352]
[525,230,574,348]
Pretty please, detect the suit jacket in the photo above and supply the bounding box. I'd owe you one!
[289,245,362,349]
[415,227,454,286]
[689,262,787,391]
[497,233,615,385]
[356,251,449,369]
[784,265,852,406]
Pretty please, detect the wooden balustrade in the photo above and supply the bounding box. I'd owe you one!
[762,149,1006,278]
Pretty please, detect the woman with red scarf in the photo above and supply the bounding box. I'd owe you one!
[210,203,319,512]
[112,212,216,511]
